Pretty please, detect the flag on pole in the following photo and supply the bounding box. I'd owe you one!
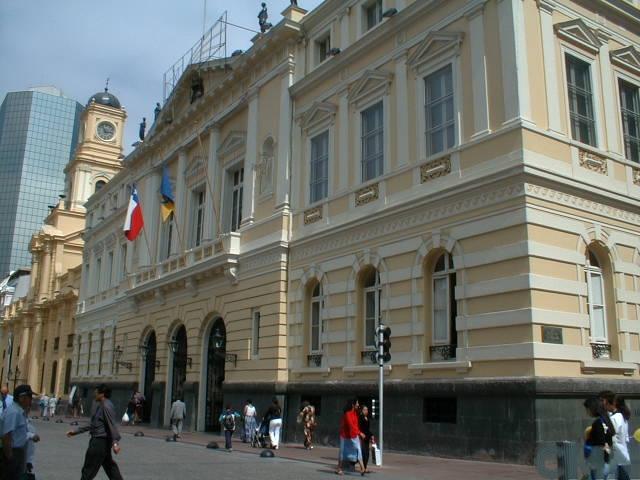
[124,185,144,241]
[160,166,175,222]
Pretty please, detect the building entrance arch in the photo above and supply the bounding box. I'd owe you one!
[205,318,226,432]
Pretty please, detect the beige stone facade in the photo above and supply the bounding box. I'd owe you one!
[0,92,126,399]
[74,0,640,462]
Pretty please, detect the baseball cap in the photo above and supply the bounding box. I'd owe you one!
[14,384,34,398]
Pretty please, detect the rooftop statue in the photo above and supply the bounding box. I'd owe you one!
[258,2,272,33]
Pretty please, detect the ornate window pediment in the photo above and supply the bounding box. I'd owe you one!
[406,31,464,72]
[217,131,246,158]
[300,101,337,134]
[348,70,394,108]
[610,46,640,76]
[554,19,601,54]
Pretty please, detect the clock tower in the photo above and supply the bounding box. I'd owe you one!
[64,87,127,211]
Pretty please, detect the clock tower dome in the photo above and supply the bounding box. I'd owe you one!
[64,87,127,211]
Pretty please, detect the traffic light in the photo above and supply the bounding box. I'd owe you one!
[382,326,391,363]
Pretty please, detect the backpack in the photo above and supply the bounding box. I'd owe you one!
[224,413,236,431]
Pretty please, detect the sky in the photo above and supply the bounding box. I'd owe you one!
[0,0,323,154]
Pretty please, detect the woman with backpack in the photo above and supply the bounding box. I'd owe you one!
[583,396,616,480]
[219,405,241,451]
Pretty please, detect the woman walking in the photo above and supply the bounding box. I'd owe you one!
[298,401,317,449]
[359,405,373,473]
[267,397,283,449]
[243,399,257,443]
[336,398,365,476]
[612,396,631,480]
[583,396,615,480]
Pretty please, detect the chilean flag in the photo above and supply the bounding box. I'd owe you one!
[124,185,144,241]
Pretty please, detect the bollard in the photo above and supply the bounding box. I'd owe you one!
[557,441,578,480]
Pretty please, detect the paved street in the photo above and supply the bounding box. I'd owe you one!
[29,417,545,480]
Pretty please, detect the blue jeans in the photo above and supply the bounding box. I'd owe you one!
[224,430,233,449]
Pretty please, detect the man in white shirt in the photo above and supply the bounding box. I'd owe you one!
[1,384,34,479]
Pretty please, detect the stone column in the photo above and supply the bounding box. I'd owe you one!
[467,4,491,138]
[497,0,532,126]
[204,127,221,241]
[394,53,409,166]
[598,34,622,155]
[241,90,259,227]
[174,150,188,253]
[537,0,563,134]
[338,90,350,193]
[276,63,294,210]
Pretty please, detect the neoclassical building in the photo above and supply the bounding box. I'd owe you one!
[74,0,640,462]
[0,88,126,398]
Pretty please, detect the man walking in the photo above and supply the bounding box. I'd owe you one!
[67,384,123,480]
[170,398,186,440]
[1,384,34,480]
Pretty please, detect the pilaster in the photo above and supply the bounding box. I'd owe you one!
[394,53,410,166]
[174,150,188,254]
[467,4,491,138]
[537,0,563,134]
[241,90,259,227]
[338,90,350,192]
[204,127,221,241]
[598,33,622,155]
[276,65,294,210]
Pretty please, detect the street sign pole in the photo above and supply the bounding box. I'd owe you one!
[377,325,384,466]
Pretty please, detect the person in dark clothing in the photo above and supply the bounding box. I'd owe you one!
[359,405,373,473]
[67,384,123,480]
[583,396,615,480]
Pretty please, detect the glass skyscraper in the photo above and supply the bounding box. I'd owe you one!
[0,86,83,276]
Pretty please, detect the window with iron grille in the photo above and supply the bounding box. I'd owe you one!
[566,55,596,146]
[310,131,329,203]
[361,102,384,181]
[619,79,640,163]
[425,65,455,156]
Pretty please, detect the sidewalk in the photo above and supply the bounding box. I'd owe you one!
[118,423,544,480]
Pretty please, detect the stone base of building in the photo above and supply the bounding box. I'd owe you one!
[84,376,640,464]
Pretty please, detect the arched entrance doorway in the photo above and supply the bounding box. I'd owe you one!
[170,326,187,403]
[205,318,226,432]
[141,331,157,422]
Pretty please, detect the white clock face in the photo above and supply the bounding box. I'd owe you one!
[96,121,115,141]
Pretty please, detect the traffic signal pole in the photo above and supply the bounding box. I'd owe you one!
[377,325,385,466]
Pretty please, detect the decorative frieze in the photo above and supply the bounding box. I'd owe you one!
[304,207,323,225]
[578,149,608,175]
[420,156,451,183]
[355,183,379,206]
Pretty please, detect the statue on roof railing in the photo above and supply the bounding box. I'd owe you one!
[154,103,161,121]
[139,117,146,141]
[290,0,298,5]
[258,2,272,33]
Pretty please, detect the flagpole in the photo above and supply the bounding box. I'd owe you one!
[141,225,154,266]
[195,128,222,239]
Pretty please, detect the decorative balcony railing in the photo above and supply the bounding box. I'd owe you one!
[361,350,378,364]
[307,353,323,367]
[430,344,457,361]
[591,343,612,360]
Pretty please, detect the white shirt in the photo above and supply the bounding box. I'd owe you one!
[610,411,630,465]
[244,405,256,417]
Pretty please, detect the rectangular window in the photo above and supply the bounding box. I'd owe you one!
[317,35,331,64]
[566,55,597,146]
[364,288,381,347]
[619,79,640,163]
[365,0,383,31]
[311,285,323,353]
[425,64,455,156]
[67,334,74,348]
[423,397,457,424]
[95,258,102,293]
[310,131,329,204]
[586,269,607,342]
[230,167,244,232]
[191,188,206,247]
[252,310,261,356]
[106,251,114,289]
[433,277,449,343]
[54,337,59,351]
[361,102,384,182]
[160,217,174,261]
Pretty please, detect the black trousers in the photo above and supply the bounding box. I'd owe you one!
[80,438,123,480]
[361,438,370,469]
[0,447,26,480]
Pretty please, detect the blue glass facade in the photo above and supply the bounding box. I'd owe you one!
[0,88,83,276]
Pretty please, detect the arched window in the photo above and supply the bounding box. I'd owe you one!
[431,252,457,361]
[95,180,106,192]
[362,268,382,348]
[310,283,323,353]
[586,249,609,357]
